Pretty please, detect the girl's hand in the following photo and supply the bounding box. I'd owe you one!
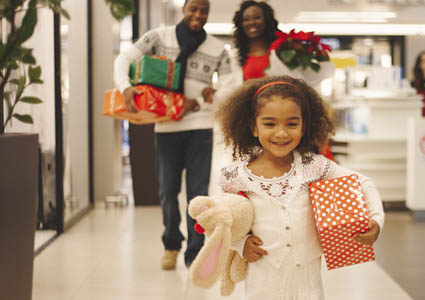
[243,235,268,263]
[123,87,141,113]
[353,219,380,246]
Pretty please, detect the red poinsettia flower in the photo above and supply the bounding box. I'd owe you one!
[294,31,314,41]
[320,43,331,52]
[269,31,288,52]
[269,29,332,72]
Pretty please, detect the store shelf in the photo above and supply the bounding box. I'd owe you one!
[341,162,405,172]
[332,151,406,160]
[331,134,406,143]
[380,194,405,202]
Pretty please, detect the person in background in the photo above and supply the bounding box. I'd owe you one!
[231,0,334,84]
[114,0,234,270]
[411,51,425,116]
[216,75,384,299]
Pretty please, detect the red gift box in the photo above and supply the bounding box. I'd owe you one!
[103,85,184,124]
[309,174,375,270]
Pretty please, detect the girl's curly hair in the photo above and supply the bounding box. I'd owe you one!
[216,75,334,161]
[413,51,425,90]
[232,1,279,66]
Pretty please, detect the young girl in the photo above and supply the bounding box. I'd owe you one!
[216,75,385,300]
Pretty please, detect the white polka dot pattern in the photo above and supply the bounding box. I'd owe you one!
[309,174,375,270]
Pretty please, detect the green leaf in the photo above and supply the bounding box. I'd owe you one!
[0,40,5,58]
[8,61,18,69]
[15,0,37,44]
[28,65,42,83]
[18,47,36,64]
[9,79,20,85]
[20,96,42,104]
[13,113,34,124]
[310,62,321,72]
[17,76,26,95]
[4,92,12,113]
[57,7,70,19]
[285,59,299,70]
[279,49,296,63]
[298,54,312,69]
[104,0,135,21]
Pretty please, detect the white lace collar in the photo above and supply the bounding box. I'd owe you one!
[242,151,300,182]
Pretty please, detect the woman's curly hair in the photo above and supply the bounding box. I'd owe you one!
[412,51,425,90]
[216,75,334,161]
[232,1,279,66]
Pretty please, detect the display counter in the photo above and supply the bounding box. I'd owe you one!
[329,93,423,204]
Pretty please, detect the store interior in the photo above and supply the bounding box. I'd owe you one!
[3,0,424,277]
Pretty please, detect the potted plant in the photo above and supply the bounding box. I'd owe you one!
[0,1,133,299]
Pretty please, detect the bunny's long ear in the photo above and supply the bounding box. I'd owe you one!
[190,224,231,289]
[220,250,236,296]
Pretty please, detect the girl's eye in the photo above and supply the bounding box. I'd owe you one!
[287,123,300,127]
[263,123,275,127]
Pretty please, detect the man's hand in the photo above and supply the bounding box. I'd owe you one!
[353,219,380,246]
[243,235,268,263]
[123,87,141,113]
[201,87,215,104]
[182,97,200,116]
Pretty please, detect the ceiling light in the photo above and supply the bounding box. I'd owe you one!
[173,0,185,7]
[294,11,397,23]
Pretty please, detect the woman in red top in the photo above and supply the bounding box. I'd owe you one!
[232,1,279,80]
[412,51,425,116]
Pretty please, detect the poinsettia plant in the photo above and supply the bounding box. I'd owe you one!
[269,29,332,72]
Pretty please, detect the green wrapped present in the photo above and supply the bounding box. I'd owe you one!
[129,56,181,91]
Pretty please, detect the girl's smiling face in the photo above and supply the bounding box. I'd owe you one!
[252,96,303,160]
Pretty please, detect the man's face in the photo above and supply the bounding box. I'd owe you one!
[182,0,209,31]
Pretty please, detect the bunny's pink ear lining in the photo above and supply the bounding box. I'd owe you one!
[198,240,223,280]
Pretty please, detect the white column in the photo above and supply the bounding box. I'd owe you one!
[92,1,122,203]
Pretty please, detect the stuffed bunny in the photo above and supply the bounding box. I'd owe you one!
[188,192,254,296]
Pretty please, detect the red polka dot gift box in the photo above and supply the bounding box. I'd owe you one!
[309,174,375,270]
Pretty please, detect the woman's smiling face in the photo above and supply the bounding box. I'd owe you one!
[241,5,266,40]
[252,96,304,160]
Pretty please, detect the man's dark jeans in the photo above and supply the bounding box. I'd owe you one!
[155,129,212,267]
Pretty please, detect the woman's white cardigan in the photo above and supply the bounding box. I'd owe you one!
[229,48,335,87]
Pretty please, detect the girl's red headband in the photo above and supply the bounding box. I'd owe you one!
[251,81,293,101]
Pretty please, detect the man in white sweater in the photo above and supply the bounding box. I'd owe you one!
[114,0,235,270]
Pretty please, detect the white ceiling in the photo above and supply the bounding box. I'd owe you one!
[203,0,425,24]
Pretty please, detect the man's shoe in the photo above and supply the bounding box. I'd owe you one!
[161,250,179,270]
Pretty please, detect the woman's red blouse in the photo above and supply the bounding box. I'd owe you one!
[243,54,270,81]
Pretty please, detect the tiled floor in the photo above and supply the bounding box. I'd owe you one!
[34,230,56,251]
[33,205,418,300]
